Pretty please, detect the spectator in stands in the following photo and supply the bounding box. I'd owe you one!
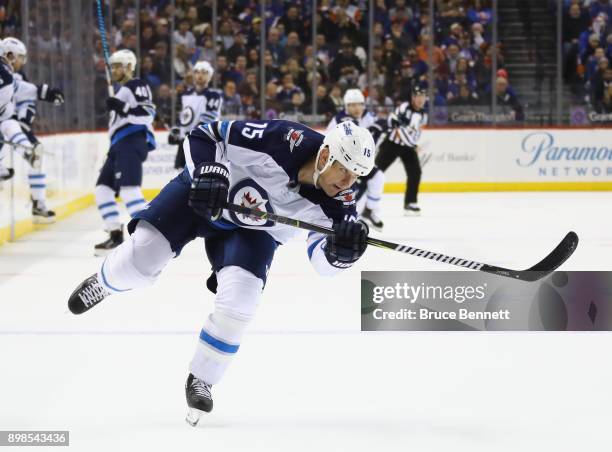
[390,17,413,53]
[213,54,230,86]
[173,43,192,81]
[563,3,589,47]
[448,81,480,106]
[417,29,445,69]
[381,35,402,79]
[467,0,493,26]
[267,27,283,64]
[282,31,303,63]
[222,80,242,116]
[196,36,216,64]
[471,22,488,50]
[153,41,172,84]
[247,17,262,48]
[218,20,235,51]
[263,51,282,82]
[140,24,157,54]
[155,17,171,47]
[239,69,259,99]
[599,77,612,113]
[329,83,344,112]
[155,83,173,127]
[276,73,304,110]
[443,22,463,48]
[173,18,196,54]
[279,4,305,38]
[141,54,161,90]
[310,84,337,119]
[227,31,247,63]
[389,0,413,25]
[264,81,282,118]
[329,37,363,86]
[494,75,524,120]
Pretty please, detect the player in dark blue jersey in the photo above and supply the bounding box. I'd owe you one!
[68,119,375,425]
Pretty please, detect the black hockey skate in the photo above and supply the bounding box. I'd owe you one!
[94,228,124,257]
[185,373,213,426]
[32,200,56,224]
[361,207,384,232]
[0,167,14,181]
[404,203,421,217]
[68,274,110,315]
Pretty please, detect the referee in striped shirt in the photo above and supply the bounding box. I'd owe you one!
[375,85,428,216]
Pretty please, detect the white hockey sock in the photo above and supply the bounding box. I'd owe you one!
[28,169,47,202]
[365,168,385,213]
[97,221,173,293]
[190,266,263,385]
[119,186,147,218]
[95,184,121,231]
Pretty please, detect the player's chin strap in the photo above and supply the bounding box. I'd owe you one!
[313,145,334,189]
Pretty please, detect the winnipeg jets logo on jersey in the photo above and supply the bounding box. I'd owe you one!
[179,106,195,127]
[285,128,304,153]
[334,189,356,207]
[228,179,275,227]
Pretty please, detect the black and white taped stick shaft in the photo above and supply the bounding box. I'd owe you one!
[223,202,579,282]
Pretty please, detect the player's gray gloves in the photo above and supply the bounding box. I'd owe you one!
[324,219,369,264]
[168,127,182,145]
[189,162,230,221]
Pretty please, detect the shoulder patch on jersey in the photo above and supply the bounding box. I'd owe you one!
[334,188,356,207]
[284,128,304,152]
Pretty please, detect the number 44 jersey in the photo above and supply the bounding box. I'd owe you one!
[184,119,359,275]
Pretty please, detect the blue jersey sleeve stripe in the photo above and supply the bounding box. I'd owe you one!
[307,237,325,260]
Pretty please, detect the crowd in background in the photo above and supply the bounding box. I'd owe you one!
[563,0,612,113]
[91,0,508,127]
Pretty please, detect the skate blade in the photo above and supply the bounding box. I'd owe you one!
[404,210,421,217]
[186,407,205,427]
[32,216,56,225]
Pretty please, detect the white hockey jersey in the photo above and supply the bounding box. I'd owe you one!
[12,72,38,131]
[184,119,358,276]
[108,78,156,149]
[325,109,376,133]
[0,60,16,122]
[177,87,222,139]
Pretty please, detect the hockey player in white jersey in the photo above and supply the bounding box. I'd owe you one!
[326,88,385,231]
[67,119,374,425]
[94,49,157,256]
[169,60,222,169]
[0,37,64,223]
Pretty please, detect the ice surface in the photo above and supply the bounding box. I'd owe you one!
[1,192,611,451]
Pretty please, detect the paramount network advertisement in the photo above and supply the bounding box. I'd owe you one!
[382,129,612,184]
[361,272,612,331]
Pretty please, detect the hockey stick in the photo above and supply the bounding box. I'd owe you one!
[95,0,114,96]
[223,202,579,282]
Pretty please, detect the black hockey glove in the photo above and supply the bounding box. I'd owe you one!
[106,97,130,116]
[189,162,230,221]
[168,127,182,145]
[37,84,65,105]
[324,219,369,264]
